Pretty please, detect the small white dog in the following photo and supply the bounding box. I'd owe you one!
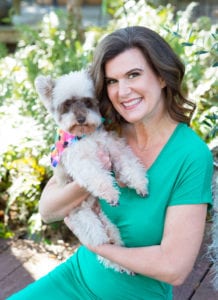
[35,69,148,274]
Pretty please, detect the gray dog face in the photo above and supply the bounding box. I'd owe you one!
[56,95,101,136]
[35,70,103,136]
[59,96,98,122]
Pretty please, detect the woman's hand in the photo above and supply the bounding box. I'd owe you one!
[39,176,90,223]
[97,148,126,187]
[86,242,115,255]
[97,148,112,170]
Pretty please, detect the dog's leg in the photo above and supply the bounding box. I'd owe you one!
[96,211,134,275]
[66,201,134,275]
[116,151,149,196]
[98,211,123,246]
[106,134,148,197]
[66,197,111,246]
[62,145,120,205]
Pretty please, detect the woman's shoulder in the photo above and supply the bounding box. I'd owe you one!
[175,123,212,158]
[163,123,214,172]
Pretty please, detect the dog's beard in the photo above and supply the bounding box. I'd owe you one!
[69,124,97,136]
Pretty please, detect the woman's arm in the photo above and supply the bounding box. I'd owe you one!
[87,204,207,285]
[39,149,111,223]
[39,176,90,223]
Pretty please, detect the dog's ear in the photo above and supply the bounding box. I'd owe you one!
[34,75,55,112]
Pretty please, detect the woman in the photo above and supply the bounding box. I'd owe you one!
[8,26,213,300]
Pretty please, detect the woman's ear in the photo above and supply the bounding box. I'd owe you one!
[159,77,166,88]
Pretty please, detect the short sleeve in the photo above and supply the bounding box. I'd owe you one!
[168,146,214,206]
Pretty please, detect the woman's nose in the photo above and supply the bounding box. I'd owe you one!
[118,80,131,98]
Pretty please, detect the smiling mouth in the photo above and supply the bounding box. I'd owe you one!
[122,97,142,109]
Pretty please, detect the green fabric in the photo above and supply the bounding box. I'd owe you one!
[7,123,213,300]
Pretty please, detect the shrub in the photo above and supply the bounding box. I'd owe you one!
[0,8,92,239]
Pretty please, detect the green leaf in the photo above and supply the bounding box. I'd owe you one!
[202,120,212,127]
[211,42,218,51]
[205,114,218,120]
[181,42,193,46]
[211,33,217,40]
[195,50,208,55]
[173,31,182,38]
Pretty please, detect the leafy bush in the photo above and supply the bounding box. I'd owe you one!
[0,8,93,239]
[0,1,217,240]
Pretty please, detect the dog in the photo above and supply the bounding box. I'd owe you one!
[35,69,148,274]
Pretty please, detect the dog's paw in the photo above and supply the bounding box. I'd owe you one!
[109,199,120,207]
[102,188,120,206]
[136,187,148,197]
[133,177,149,198]
[98,256,134,275]
[120,268,135,276]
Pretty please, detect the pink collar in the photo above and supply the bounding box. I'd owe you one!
[51,129,84,167]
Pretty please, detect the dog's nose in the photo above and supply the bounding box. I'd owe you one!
[77,116,86,124]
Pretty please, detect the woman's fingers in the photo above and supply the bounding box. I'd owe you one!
[97,149,112,170]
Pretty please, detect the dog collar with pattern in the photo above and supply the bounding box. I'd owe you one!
[51,128,84,167]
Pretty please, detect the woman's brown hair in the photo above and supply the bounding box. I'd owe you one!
[90,26,196,132]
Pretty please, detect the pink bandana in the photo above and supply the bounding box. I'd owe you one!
[51,129,83,167]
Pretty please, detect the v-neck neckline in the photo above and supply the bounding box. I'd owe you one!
[147,122,184,172]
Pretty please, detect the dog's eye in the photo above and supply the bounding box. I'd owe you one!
[61,100,72,113]
[84,98,93,108]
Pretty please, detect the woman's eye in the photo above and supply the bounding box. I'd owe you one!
[105,78,117,85]
[128,72,140,79]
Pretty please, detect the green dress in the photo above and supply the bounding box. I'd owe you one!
[7,123,213,300]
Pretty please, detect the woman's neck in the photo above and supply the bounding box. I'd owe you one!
[122,116,178,168]
[124,114,177,146]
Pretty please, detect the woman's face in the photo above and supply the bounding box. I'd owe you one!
[105,48,166,124]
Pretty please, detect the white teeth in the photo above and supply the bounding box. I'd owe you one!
[122,98,141,107]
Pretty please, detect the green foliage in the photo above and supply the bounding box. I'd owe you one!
[0,8,93,239]
[0,1,217,240]
[0,223,14,239]
[0,42,8,58]
[162,14,218,143]
[0,104,51,230]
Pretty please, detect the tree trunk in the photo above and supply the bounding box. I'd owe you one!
[66,0,84,43]
[13,0,21,15]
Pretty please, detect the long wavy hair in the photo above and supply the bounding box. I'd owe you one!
[90,26,196,132]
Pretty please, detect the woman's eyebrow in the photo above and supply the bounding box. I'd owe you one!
[126,67,144,74]
[104,76,115,81]
[105,68,144,80]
